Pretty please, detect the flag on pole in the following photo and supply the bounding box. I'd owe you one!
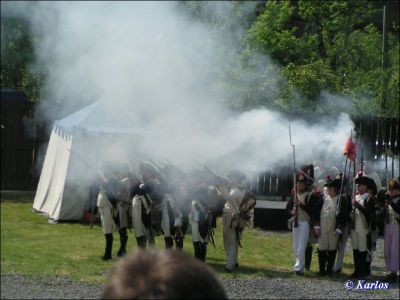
[343,136,356,161]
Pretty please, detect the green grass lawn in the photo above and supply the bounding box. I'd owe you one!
[1,200,356,284]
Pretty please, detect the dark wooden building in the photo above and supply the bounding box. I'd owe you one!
[1,89,69,191]
[1,89,37,190]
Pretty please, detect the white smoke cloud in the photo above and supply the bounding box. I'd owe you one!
[2,1,355,180]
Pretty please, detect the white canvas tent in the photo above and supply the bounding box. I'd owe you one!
[33,100,146,222]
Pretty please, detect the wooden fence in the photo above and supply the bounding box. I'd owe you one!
[1,92,64,191]
[1,100,37,190]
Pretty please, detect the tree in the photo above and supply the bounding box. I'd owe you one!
[1,16,43,101]
[239,0,399,117]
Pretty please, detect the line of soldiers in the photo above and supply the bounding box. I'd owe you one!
[287,164,400,283]
[93,161,256,273]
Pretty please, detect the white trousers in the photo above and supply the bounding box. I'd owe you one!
[223,213,238,270]
[118,201,130,229]
[292,220,310,272]
[351,229,368,252]
[131,196,149,238]
[318,217,339,251]
[99,206,115,234]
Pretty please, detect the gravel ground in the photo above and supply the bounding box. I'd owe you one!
[1,273,398,299]
[1,234,399,299]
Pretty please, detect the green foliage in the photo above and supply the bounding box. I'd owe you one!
[245,1,319,65]
[0,16,43,101]
[282,60,337,111]
[239,0,399,117]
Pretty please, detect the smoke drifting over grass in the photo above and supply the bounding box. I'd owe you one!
[2,1,355,178]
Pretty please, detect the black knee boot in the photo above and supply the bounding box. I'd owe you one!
[102,234,113,261]
[136,236,147,249]
[326,250,337,276]
[349,250,359,278]
[164,237,174,249]
[317,249,327,276]
[305,245,313,271]
[148,235,155,248]
[117,228,128,257]
[200,242,207,262]
[175,237,183,249]
[193,242,202,260]
[359,251,368,277]
[365,252,371,276]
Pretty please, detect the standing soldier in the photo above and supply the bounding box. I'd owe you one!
[97,172,118,261]
[383,178,400,283]
[287,168,322,275]
[220,170,254,273]
[332,181,353,274]
[317,174,349,276]
[161,180,185,249]
[174,179,192,250]
[130,163,161,249]
[190,184,211,261]
[114,165,135,257]
[365,178,378,276]
[349,174,376,278]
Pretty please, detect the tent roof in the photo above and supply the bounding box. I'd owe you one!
[54,100,148,135]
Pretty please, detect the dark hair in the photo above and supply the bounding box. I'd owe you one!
[102,249,227,299]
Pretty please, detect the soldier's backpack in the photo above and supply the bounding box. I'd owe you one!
[237,191,257,230]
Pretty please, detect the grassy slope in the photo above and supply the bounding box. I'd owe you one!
[1,201,357,284]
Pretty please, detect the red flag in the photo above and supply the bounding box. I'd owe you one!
[343,137,356,161]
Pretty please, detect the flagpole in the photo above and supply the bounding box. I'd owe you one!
[338,130,353,217]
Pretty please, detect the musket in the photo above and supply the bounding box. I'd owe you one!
[388,124,394,179]
[351,125,362,230]
[360,147,364,174]
[385,146,389,191]
[146,158,163,172]
[392,156,395,179]
[289,124,298,228]
[208,218,216,248]
[346,159,352,195]
[193,160,229,185]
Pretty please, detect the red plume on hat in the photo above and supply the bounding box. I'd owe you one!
[343,136,356,161]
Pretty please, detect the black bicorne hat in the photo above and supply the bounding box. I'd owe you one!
[355,175,377,193]
[324,173,342,189]
[297,164,314,185]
